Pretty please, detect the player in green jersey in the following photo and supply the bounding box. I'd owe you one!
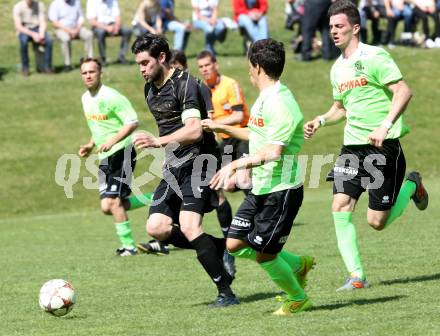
[78,57,153,257]
[203,38,315,315]
[304,0,429,291]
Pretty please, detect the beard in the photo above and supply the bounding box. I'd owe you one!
[145,65,162,84]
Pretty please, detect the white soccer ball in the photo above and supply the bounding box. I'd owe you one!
[39,279,76,317]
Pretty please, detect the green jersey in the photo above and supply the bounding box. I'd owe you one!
[81,85,138,160]
[248,82,304,195]
[330,43,410,145]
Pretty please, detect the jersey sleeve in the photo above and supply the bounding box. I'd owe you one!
[264,96,299,145]
[111,92,138,124]
[178,73,202,123]
[370,50,403,85]
[227,80,245,111]
[330,65,342,101]
[199,82,214,113]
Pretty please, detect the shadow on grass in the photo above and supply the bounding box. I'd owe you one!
[0,67,9,80]
[194,291,280,306]
[312,295,407,311]
[380,273,440,286]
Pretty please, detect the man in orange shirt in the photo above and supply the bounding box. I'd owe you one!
[197,50,250,278]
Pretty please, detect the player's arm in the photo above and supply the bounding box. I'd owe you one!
[98,122,138,152]
[304,100,346,139]
[134,115,203,149]
[79,137,95,157]
[214,105,245,125]
[367,79,412,147]
[201,118,250,141]
[210,143,281,190]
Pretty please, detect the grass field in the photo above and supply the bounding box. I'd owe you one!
[1,1,440,335]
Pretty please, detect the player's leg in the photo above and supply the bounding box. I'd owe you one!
[179,209,238,307]
[215,189,236,278]
[366,141,428,230]
[331,147,369,290]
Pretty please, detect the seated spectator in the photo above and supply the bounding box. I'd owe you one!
[49,0,93,72]
[411,0,440,48]
[383,0,413,46]
[13,0,53,76]
[132,0,162,37]
[160,0,191,51]
[192,0,227,55]
[232,0,268,51]
[359,0,388,45]
[86,0,132,65]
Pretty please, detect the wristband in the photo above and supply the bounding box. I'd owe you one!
[318,116,326,127]
[382,119,393,130]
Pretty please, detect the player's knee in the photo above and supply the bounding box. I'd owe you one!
[100,200,112,215]
[367,217,386,231]
[226,240,241,253]
[146,218,169,238]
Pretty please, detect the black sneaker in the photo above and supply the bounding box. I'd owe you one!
[137,240,170,255]
[208,293,240,308]
[115,247,138,257]
[406,171,429,210]
[223,250,236,279]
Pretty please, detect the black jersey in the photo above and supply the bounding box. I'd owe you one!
[145,69,218,169]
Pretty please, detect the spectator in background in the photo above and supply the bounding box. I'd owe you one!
[49,0,93,72]
[13,0,53,76]
[86,0,132,65]
[232,0,268,53]
[411,0,440,48]
[132,0,162,37]
[300,0,338,61]
[161,0,191,51]
[359,0,388,45]
[192,0,227,55]
[383,0,413,47]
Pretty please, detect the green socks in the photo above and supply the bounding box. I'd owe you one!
[230,247,305,301]
[115,221,135,249]
[384,180,416,228]
[333,212,365,280]
[228,246,256,260]
[260,257,305,301]
[127,192,154,210]
[278,250,303,273]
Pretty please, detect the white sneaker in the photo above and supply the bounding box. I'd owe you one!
[425,38,436,49]
[435,37,440,48]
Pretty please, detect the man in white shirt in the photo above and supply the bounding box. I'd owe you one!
[86,0,132,65]
[49,0,93,71]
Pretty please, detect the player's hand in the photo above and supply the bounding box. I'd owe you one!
[210,164,235,191]
[304,119,320,139]
[133,132,161,149]
[201,119,220,132]
[78,143,94,157]
[98,141,114,153]
[367,126,388,148]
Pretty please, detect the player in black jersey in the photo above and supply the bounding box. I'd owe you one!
[131,33,238,307]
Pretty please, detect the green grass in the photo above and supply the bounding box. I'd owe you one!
[1,1,440,335]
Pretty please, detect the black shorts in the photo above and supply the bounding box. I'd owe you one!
[149,162,219,224]
[228,186,304,254]
[219,137,249,162]
[98,146,136,200]
[330,139,406,211]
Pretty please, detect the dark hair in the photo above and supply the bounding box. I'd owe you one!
[170,49,187,68]
[248,39,285,80]
[131,33,171,62]
[328,0,361,26]
[196,50,216,63]
[79,57,102,71]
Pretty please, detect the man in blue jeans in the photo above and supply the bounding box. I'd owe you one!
[13,0,53,76]
[160,0,191,51]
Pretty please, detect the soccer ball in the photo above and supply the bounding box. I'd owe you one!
[39,279,76,317]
